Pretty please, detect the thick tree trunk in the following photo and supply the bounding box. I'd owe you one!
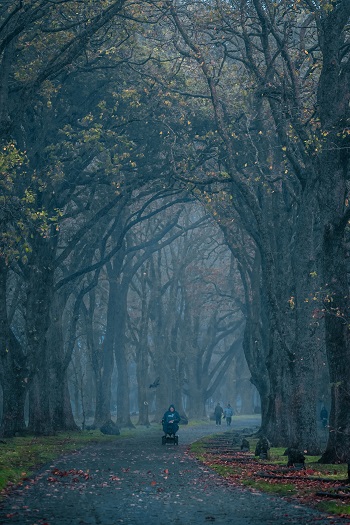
[185,350,208,419]
[264,328,293,446]
[239,248,270,434]
[169,354,186,418]
[263,282,320,450]
[115,348,134,427]
[26,243,54,435]
[320,217,350,462]
[153,353,172,422]
[136,344,151,426]
[187,388,207,419]
[255,188,320,451]
[0,263,27,436]
[28,367,52,435]
[0,40,13,136]
[94,371,113,427]
[49,293,79,431]
[289,195,321,453]
[242,322,270,429]
[51,368,78,431]
[154,381,169,421]
[134,273,151,426]
[115,280,134,428]
[93,268,118,428]
[0,363,27,437]
[316,4,350,462]
[136,321,152,426]
[150,347,169,422]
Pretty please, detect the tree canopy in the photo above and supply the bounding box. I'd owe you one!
[1,0,350,463]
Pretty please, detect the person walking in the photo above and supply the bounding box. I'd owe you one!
[214,403,223,425]
[223,403,234,426]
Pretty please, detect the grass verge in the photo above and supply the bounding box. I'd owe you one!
[0,430,116,494]
[190,433,350,518]
[0,422,159,497]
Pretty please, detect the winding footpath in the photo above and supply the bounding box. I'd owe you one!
[0,420,346,525]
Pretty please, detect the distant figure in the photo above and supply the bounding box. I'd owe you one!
[162,404,180,435]
[320,406,328,428]
[223,403,234,426]
[214,403,224,425]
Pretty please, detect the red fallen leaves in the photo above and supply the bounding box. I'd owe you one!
[47,476,60,483]
[199,450,350,517]
[5,513,48,522]
[54,468,90,478]
[109,475,121,481]
[48,468,90,483]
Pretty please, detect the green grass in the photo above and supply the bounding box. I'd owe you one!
[241,441,348,478]
[184,418,213,428]
[189,439,208,460]
[0,430,116,493]
[316,500,350,515]
[189,432,350,518]
[242,479,296,495]
[0,417,210,496]
[209,459,297,496]
[256,444,348,478]
[211,464,239,478]
[0,421,160,495]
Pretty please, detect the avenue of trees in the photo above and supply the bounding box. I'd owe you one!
[0,0,350,463]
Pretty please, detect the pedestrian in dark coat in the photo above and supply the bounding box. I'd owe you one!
[214,403,223,425]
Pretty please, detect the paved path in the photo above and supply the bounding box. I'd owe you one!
[0,421,346,525]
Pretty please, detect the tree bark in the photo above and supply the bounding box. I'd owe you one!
[93,263,119,427]
[316,3,350,461]
[25,242,54,434]
[0,262,27,436]
[49,292,79,431]
[0,354,27,437]
[115,279,134,428]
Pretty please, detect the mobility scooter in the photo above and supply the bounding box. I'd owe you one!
[161,420,179,445]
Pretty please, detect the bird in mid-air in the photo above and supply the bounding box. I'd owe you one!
[149,377,160,388]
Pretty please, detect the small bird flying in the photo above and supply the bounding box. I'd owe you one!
[149,377,160,388]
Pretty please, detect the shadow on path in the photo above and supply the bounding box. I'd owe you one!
[0,420,345,525]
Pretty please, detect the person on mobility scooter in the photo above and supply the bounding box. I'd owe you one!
[161,404,180,445]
